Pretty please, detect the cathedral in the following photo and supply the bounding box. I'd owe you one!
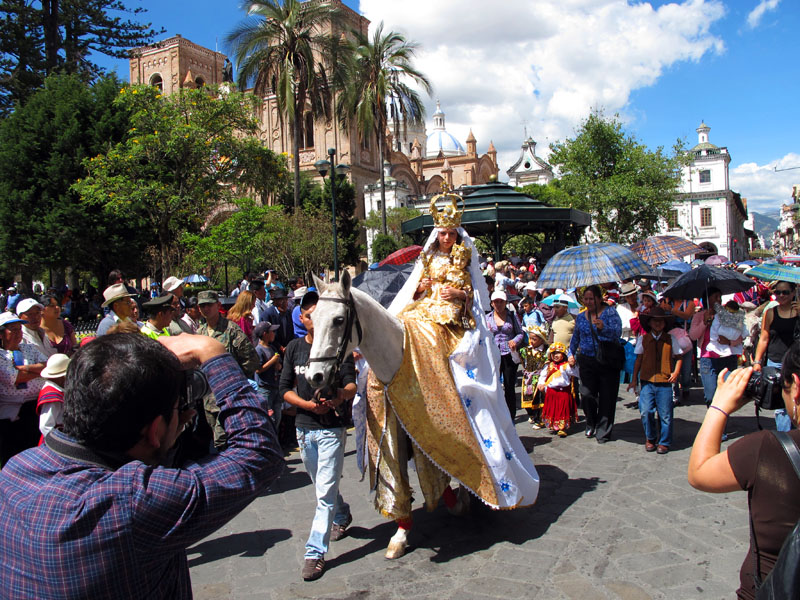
[128,0,498,222]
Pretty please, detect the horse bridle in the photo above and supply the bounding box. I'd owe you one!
[306,293,362,389]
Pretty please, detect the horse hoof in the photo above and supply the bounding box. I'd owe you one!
[385,539,407,559]
[447,486,471,516]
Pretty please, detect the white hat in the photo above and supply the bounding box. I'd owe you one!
[0,312,26,327]
[162,276,184,292]
[101,283,135,308]
[16,298,43,315]
[490,290,507,302]
[524,281,537,292]
[41,353,70,379]
[293,286,308,298]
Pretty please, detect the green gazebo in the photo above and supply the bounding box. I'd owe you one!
[401,180,591,260]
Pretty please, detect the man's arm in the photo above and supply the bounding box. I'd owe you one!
[231,328,261,379]
[131,335,284,552]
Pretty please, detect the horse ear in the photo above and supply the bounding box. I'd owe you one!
[340,269,351,295]
[312,273,326,293]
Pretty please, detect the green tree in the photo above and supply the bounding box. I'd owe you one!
[371,233,399,263]
[306,174,363,267]
[516,181,572,207]
[363,205,421,246]
[337,22,431,234]
[74,84,261,278]
[0,73,150,286]
[227,0,339,209]
[549,112,685,244]
[0,0,163,113]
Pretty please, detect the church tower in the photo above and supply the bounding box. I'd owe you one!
[129,35,227,95]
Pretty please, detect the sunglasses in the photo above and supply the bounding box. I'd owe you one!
[775,290,793,296]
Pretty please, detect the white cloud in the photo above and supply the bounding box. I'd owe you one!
[730,153,800,215]
[358,0,726,176]
[746,0,781,28]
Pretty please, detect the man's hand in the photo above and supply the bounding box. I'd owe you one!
[668,371,679,383]
[568,355,576,367]
[307,400,331,415]
[158,334,225,368]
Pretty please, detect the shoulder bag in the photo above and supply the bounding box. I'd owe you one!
[588,310,625,371]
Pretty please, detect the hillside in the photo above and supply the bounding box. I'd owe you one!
[752,211,780,246]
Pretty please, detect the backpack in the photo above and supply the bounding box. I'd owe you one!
[751,431,800,600]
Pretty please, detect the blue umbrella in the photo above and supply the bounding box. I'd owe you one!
[660,259,692,273]
[183,274,209,284]
[737,260,759,267]
[744,263,800,284]
[536,243,650,290]
[540,293,580,309]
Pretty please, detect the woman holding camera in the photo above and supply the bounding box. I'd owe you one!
[752,280,800,431]
[688,344,800,599]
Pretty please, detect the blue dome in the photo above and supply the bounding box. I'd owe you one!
[426,130,465,157]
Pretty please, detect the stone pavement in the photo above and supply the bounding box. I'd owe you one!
[189,385,766,600]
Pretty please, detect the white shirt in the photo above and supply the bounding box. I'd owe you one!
[537,362,579,388]
[22,326,56,359]
[0,344,46,421]
[634,331,683,356]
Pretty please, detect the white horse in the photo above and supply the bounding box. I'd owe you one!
[305,271,470,558]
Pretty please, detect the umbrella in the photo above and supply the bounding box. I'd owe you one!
[661,265,756,299]
[629,235,705,266]
[352,263,414,308]
[781,255,800,264]
[660,258,692,273]
[183,274,208,284]
[378,245,423,267]
[691,259,705,267]
[743,263,800,284]
[540,293,580,309]
[536,243,650,290]
[638,268,683,281]
[704,255,729,266]
[737,260,759,267]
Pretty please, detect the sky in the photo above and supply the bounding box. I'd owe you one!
[99,0,799,215]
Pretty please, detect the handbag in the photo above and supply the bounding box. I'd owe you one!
[588,313,625,371]
[751,432,800,599]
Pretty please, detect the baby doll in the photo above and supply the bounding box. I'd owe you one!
[706,300,748,357]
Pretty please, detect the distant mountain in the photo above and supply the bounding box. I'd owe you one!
[752,212,780,245]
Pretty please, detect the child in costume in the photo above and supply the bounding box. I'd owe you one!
[537,342,579,437]
[36,353,70,444]
[706,300,748,358]
[520,324,548,429]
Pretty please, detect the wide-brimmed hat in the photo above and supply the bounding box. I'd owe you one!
[0,312,26,327]
[16,298,43,315]
[101,283,135,308]
[162,276,184,293]
[640,289,658,303]
[639,306,675,332]
[619,282,639,297]
[41,353,70,379]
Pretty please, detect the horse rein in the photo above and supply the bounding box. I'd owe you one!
[306,293,363,389]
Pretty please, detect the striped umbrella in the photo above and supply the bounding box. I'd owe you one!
[744,263,800,284]
[780,255,800,264]
[378,245,423,267]
[629,235,705,266]
[536,243,650,289]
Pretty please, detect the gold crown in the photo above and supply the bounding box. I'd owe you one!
[548,342,567,358]
[527,324,548,342]
[430,190,464,229]
[450,242,470,261]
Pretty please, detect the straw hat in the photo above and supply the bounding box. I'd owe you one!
[41,353,70,379]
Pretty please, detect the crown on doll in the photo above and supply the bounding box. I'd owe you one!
[430,186,464,229]
[450,242,470,262]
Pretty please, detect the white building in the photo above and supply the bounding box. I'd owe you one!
[506,135,554,187]
[363,162,415,261]
[663,122,749,261]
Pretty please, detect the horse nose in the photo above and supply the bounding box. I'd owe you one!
[311,372,324,384]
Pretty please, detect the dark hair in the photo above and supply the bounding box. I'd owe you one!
[781,341,800,391]
[186,296,198,309]
[431,230,463,253]
[107,269,124,286]
[776,281,797,291]
[62,334,182,452]
[703,286,722,307]
[40,293,59,308]
[583,285,603,302]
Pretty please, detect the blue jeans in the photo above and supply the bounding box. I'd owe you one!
[296,427,350,559]
[673,349,693,398]
[259,386,282,430]
[699,357,717,406]
[639,382,673,447]
[767,359,793,432]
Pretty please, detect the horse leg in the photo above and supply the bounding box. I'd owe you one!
[385,517,412,559]
[444,485,470,516]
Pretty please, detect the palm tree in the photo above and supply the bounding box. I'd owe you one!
[337,22,432,234]
[226,0,339,209]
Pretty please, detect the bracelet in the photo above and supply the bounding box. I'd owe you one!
[709,405,730,418]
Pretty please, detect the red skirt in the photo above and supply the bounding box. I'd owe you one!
[543,388,577,432]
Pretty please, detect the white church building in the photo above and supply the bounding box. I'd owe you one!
[661,122,749,261]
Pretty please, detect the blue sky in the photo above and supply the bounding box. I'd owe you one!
[99,0,798,214]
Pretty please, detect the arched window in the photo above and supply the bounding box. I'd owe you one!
[149,73,163,91]
[195,76,205,87]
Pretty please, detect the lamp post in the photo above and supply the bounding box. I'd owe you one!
[315,148,349,282]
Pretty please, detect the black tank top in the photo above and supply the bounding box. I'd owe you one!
[767,308,798,364]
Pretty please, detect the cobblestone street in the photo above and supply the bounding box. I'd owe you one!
[189,385,760,600]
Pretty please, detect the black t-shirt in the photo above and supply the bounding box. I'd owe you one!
[278,336,355,430]
[255,343,279,389]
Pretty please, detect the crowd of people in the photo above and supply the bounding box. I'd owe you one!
[0,247,799,596]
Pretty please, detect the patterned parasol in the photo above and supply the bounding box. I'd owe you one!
[629,235,705,266]
[536,243,650,289]
[744,263,800,284]
[378,245,423,267]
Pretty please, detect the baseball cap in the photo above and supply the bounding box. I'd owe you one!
[254,321,280,339]
[16,298,43,315]
[0,312,27,327]
[197,290,220,305]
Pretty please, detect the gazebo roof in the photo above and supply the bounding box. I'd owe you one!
[401,180,591,238]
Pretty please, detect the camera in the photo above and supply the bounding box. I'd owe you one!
[744,366,784,411]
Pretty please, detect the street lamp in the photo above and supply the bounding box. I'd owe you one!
[315,147,349,282]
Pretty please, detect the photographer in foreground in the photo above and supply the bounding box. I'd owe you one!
[0,333,284,599]
[688,341,800,599]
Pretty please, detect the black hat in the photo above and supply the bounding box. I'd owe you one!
[142,293,175,315]
[639,306,675,332]
[254,321,280,339]
[269,287,288,300]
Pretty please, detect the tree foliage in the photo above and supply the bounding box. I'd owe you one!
[0,0,164,113]
[226,0,340,209]
[363,205,421,248]
[371,234,400,263]
[74,84,262,278]
[305,174,363,266]
[0,73,149,285]
[336,22,431,234]
[548,112,685,244]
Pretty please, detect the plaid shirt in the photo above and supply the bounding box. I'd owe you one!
[0,353,284,599]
